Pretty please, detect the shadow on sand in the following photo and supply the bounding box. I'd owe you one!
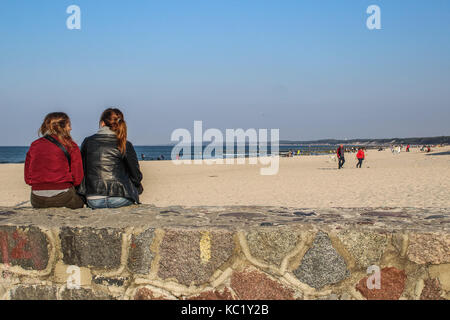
[426,151,450,156]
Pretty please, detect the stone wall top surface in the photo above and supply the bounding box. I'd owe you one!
[0,205,449,234]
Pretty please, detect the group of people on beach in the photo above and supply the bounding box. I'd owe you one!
[24,108,143,210]
[390,144,411,154]
[336,144,365,169]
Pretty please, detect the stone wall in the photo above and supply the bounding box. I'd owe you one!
[0,205,449,300]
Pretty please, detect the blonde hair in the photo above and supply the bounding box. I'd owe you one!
[39,112,73,149]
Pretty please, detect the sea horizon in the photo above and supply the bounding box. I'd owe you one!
[1,134,448,164]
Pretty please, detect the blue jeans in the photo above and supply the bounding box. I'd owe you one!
[338,157,345,169]
[87,197,133,209]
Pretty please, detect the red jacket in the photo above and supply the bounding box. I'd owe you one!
[24,136,84,190]
[356,150,365,159]
[336,146,343,158]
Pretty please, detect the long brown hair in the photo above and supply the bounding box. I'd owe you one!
[39,112,73,149]
[100,108,127,154]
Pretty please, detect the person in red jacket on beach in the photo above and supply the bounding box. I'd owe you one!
[356,147,365,168]
[24,112,84,209]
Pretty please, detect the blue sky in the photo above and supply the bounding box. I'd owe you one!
[0,0,449,145]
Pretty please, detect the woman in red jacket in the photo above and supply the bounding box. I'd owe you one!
[24,112,84,209]
[356,148,365,168]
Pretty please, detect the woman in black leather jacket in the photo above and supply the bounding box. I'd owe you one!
[77,108,143,209]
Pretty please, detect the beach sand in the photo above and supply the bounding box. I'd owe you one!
[1,147,449,208]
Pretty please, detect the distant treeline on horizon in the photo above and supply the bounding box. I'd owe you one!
[280,136,450,146]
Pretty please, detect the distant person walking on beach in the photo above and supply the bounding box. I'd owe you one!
[77,108,143,209]
[337,144,345,169]
[24,112,84,209]
[356,148,365,168]
[406,144,410,152]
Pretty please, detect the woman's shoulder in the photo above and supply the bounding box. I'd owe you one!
[82,134,98,141]
[126,140,138,151]
[82,134,110,145]
[69,140,81,149]
[30,136,54,149]
[30,137,46,145]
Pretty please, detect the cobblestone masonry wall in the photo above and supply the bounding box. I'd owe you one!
[0,205,449,300]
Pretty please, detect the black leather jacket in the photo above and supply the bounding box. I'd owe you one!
[77,134,143,204]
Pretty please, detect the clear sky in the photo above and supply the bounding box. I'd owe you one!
[1,0,449,146]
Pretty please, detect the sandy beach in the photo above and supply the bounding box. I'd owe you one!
[1,146,449,208]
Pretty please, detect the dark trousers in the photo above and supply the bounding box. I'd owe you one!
[31,187,84,209]
[338,157,345,169]
[357,158,364,168]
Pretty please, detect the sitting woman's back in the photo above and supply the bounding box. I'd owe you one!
[78,108,143,209]
[25,112,84,209]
